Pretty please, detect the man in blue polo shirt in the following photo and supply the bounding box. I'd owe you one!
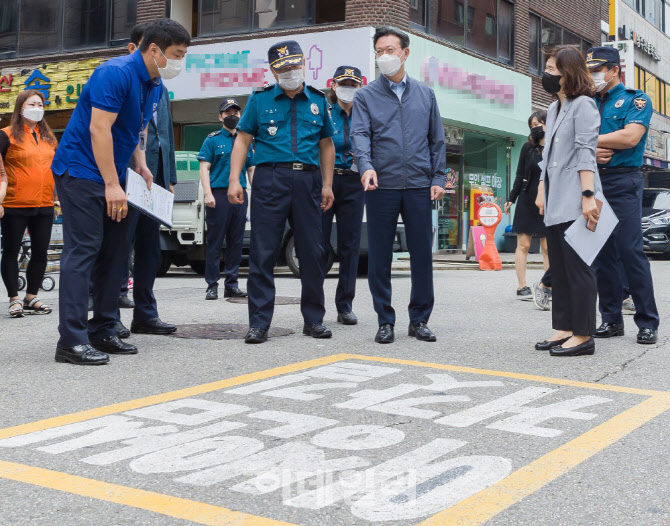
[51,19,190,365]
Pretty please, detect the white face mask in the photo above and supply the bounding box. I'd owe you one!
[335,86,358,103]
[591,70,612,93]
[154,48,183,80]
[277,68,304,91]
[376,53,404,77]
[22,107,44,122]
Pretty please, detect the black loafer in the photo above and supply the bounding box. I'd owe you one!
[637,328,658,344]
[550,338,595,356]
[337,311,358,325]
[594,322,624,338]
[131,317,177,335]
[303,323,332,338]
[55,344,110,365]
[115,321,131,339]
[375,323,394,344]
[89,335,138,355]
[408,322,436,342]
[245,327,268,344]
[118,295,135,309]
[224,287,247,298]
[535,336,570,351]
[205,285,218,300]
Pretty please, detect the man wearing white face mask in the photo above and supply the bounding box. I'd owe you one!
[351,27,447,344]
[228,40,336,344]
[51,18,190,365]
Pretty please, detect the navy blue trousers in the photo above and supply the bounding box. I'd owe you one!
[321,173,364,313]
[205,188,247,289]
[365,187,434,326]
[55,174,131,347]
[594,171,659,329]
[248,165,325,328]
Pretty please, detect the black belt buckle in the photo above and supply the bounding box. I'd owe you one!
[293,162,304,171]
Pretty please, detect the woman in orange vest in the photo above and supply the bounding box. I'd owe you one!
[0,89,58,318]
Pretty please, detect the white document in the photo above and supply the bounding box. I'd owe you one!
[125,168,174,228]
[564,191,618,266]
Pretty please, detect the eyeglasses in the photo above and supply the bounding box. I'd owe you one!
[374,47,401,58]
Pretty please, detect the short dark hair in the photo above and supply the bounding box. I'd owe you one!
[546,45,595,99]
[373,26,410,49]
[139,18,191,53]
[605,61,622,79]
[130,21,151,47]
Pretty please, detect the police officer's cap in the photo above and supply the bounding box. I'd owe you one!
[219,98,241,113]
[586,46,620,69]
[268,40,303,70]
[332,66,363,84]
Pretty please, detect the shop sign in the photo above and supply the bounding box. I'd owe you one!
[445,168,458,194]
[603,40,635,89]
[0,58,103,112]
[618,27,661,61]
[645,128,667,160]
[164,27,375,102]
[468,172,503,189]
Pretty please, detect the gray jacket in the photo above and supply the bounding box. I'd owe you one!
[539,96,601,227]
[350,75,446,189]
[146,87,177,188]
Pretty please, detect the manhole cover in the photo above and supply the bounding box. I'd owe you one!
[227,296,301,305]
[169,323,293,340]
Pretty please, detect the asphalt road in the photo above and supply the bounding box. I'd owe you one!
[0,260,668,526]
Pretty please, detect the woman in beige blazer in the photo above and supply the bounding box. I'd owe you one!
[534,45,602,357]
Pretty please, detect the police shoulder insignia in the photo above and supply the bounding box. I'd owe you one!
[614,99,624,108]
[634,97,648,110]
[311,103,319,115]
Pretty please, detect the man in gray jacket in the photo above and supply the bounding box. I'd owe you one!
[351,26,446,344]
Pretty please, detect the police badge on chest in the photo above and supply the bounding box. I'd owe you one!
[268,119,278,136]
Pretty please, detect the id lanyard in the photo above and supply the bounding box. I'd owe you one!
[139,83,147,151]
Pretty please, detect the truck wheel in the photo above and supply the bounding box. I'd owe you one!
[285,236,334,278]
[157,252,172,277]
[189,260,206,275]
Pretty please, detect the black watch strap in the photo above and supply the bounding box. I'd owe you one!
[582,190,595,197]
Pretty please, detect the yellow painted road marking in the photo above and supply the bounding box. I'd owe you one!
[1,353,669,526]
[418,394,670,526]
[0,460,297,526]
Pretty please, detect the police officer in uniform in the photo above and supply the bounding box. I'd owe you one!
[587,46,659,344]
[322,66,365,325]
[228,40,336,344]
[198,98,255,300]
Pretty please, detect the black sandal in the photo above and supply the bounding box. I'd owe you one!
[23,297,52,315]
[9,299,24,318]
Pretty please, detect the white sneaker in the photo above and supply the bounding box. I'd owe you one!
[622,296,635,315]
[532,282,550,311]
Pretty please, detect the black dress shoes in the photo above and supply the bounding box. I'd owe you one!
[375,324,394,344]
[89,335,138,355]
[118,295,135,309]
[550,337,595,356]
[205,284,218,300]
[408,322,436,342]
[303,323,333,338]
[131,318,177,335]
[224,287,247,298]
[535,336,570,351]
[115,321,131,339]
[337,311,358,325]
[594,322,624,338]
[637,328,658,344]
[245,327,268,344]
[55,344,110,365]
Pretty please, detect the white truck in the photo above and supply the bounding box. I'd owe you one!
[157,151,407,277]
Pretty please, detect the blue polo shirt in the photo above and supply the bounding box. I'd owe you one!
[197,128,255,188]
[237,83,334,166]
[329,103,353,169]
[52,50,163,184]
[595,83,652,168]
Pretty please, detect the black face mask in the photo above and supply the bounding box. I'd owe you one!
[222,115,240,129]
[530,126,545,141]
[541,72,562,94]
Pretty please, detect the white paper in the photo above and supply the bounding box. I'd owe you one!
[564,191,618,266]
[125,168,174,228]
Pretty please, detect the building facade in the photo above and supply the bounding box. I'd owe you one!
[0,0,605,251]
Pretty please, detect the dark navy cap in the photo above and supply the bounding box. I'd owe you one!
[332,66,363,84]
[586,46,620,69]
[268,40,304,70]
[219,98,241,113]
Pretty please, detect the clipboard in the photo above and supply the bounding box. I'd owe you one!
[125,168,174,228]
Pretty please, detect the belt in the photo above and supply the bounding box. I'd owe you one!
[334,167,359,176]
[260,162,319,171]
[598,166,640,175]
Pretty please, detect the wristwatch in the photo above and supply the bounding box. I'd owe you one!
[582,190,595,198]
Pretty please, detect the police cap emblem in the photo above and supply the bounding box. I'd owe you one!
[634,97,648,110]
